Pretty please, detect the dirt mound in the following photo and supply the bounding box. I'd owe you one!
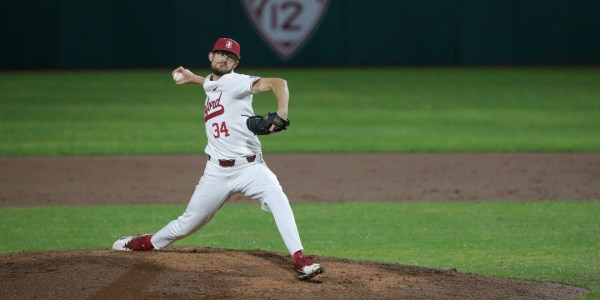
[0,248,588,299]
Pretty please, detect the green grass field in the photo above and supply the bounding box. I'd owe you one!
[1,67,599,154]
[1,67,599,298]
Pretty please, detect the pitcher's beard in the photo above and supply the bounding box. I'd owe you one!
[211,64,233,77]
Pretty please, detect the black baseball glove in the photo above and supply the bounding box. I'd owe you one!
[246,112,290,135]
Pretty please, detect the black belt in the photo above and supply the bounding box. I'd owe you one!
[208,155,257,167]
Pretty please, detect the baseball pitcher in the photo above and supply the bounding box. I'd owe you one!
[112,38,323,280]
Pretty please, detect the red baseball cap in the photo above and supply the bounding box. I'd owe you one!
[212,38,241,59]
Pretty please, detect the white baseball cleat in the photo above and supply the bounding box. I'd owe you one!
[293,250,324,280]
[296,263,324,280]
[112,234,154,251]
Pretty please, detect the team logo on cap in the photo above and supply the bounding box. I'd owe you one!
[225,41,233,49]
[242,0,330,61]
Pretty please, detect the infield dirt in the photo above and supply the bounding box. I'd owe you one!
[1,153,597,299]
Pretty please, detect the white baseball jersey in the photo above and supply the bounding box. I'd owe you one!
[202,72,262,159]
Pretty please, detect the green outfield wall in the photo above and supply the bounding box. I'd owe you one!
[1,0,598,68]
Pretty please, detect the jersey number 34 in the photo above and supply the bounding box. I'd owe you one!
[212,122,230,138]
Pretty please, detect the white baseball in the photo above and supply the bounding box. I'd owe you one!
[173,72,184,82]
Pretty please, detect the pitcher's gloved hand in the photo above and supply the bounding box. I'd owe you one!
[246,112,290,135]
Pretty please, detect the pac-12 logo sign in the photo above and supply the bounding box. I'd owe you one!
[242,0,330,60]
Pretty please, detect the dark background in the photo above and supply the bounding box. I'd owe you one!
[1,0,599,69]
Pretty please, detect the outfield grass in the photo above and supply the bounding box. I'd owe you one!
[1,67,599,155]
[0,202,598,298]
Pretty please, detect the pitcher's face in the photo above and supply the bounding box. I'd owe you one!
[209,51,239,76]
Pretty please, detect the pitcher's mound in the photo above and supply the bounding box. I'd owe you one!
[0,247,587,299]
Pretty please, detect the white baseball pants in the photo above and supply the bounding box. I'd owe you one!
[151,157,304,255]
